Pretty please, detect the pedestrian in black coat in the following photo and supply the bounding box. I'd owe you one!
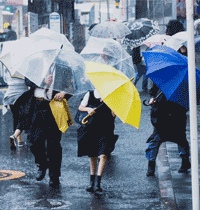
[145,45,190,176]
[5,25,17,41]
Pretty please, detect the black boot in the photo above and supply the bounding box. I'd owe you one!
[49,176,60,188]
[95,176,103,194]
[146,160,156,176]
[86,175,95,192]
[36,164,47,181]
[178,156,191,173]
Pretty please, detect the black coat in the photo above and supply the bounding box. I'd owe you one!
[15,78,71,131]
[147,85,187,144]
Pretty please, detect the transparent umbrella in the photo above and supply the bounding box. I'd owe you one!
[80,37,135,79]
[29,27,74,51]
[0,38,91,95]
[89,21,132,39]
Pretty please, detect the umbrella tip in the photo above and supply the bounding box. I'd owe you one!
[130,77,134,81]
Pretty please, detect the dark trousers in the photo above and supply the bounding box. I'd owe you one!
[28,99,62,178]
[10,104,18,131]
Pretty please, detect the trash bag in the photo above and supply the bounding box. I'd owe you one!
[49,98,73,133]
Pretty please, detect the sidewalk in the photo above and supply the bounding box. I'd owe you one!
[135,78,200,210]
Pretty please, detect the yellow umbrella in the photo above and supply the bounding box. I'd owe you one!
[85,61,141,129]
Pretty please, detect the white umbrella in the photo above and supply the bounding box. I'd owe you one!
[186,0,199,209]
[172,31,188,40]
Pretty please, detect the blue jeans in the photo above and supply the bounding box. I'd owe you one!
[145,133,189,161]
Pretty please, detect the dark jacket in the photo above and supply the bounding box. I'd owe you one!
[5,29,17,41]
[147,85,187,144]
[132,46,142,65]
[15,78,71,131]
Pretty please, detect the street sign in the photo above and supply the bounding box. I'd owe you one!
[49,12,60,33]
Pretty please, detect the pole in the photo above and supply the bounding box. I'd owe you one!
[126,0,128,21]
[147,0,149,19]
[107,0,110,20]
[186,0,199,209]
[99,0,101,23]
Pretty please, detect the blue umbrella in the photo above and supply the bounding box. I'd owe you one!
[142,45,200,110]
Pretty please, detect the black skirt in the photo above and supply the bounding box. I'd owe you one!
[77,104,118,157]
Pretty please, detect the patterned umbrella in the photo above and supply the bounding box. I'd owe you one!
[122,18,160,48]
[89,22,131,39]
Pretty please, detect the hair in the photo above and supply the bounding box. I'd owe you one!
[8,25,11,30]
[165,20,184,36]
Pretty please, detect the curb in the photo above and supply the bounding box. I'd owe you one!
[157,142,178,209]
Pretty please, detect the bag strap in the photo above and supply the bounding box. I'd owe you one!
[88,90,94,106]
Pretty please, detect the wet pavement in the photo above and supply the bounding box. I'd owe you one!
[0,78,199,210]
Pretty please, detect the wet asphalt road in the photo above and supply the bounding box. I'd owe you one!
[0,83,165,210]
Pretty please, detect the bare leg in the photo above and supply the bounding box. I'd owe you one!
[97,154,107,176]
[90,157,98,175]
[17,134,23,143]
[13,129,22,141]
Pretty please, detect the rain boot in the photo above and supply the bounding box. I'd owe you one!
[95,175,103,194]
[86,175,95,192]
[146,160,156,176]
[178,155,191,173]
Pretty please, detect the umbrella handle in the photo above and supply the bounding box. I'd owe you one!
[143,99,151,106]
[82,110,96,125]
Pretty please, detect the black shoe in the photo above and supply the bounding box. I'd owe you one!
[178,157,191,173]
[146,160,156,176]
[36,166,47,181]
[95,187,103,194]
[49,177,60,188]
[86,186,94,193]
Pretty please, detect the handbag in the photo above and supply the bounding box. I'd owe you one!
[74,110,88,125]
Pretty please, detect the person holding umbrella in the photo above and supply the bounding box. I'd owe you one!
[144,44,191,176]
[77,89,118,194]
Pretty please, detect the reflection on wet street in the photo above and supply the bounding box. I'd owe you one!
[0,94,162,210]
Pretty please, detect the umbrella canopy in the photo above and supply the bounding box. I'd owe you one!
[172,31,188,40]
[142,34,171,48]
[122,18,160,48]
[85,61,141,129]
[80,37,135,79]
[89,21,131,39]
[29,27,74,51]
[0,37,61,77]
[0,37,91,95]
[142,45,200,110]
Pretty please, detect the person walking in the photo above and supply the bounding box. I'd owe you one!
[23,75,72,188]
[5,25,17,41]
[2,68,28,150]
[77,89,118,194]
[145,45,191,176]
[132,45,149,92]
